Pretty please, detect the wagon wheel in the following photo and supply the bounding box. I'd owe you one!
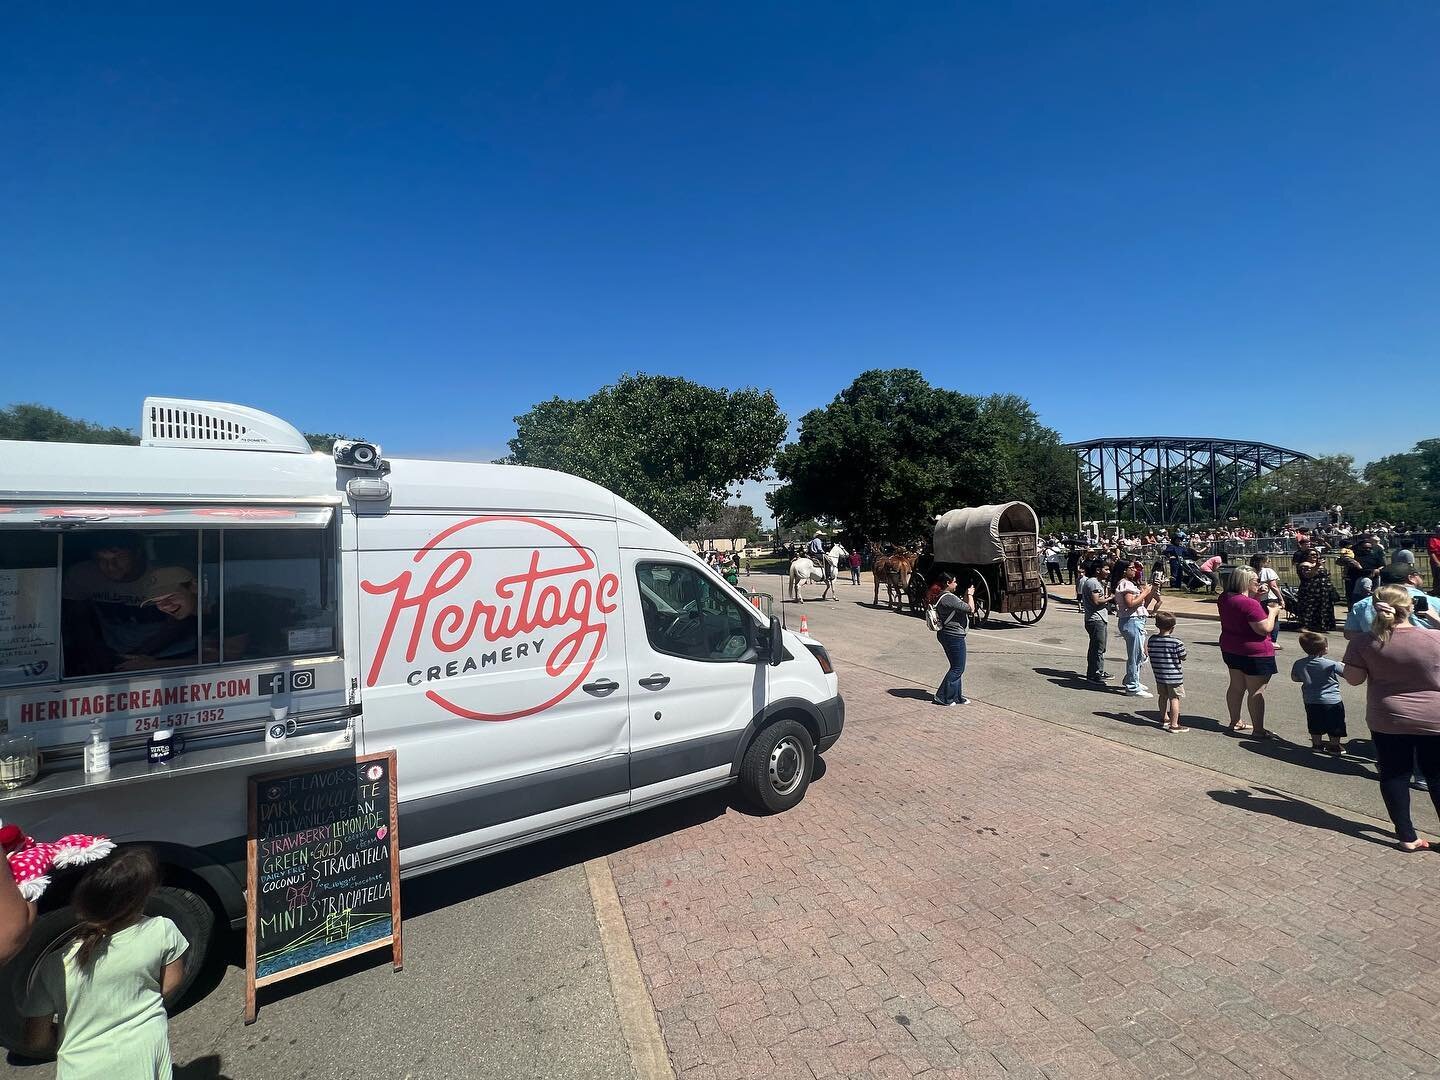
[1010,583,1048,625]
[964,570,992,626]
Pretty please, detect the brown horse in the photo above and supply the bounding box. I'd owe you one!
[872,551,918,609]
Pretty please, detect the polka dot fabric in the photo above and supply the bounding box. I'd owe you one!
[3,827,115,901]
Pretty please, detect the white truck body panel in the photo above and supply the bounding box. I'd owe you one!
[0,406,842,919]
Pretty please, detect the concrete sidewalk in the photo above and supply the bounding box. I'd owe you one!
[610,659,1440,1080]
[8,843,643,1079]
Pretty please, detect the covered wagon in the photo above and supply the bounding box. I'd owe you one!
[931,501,1048,624]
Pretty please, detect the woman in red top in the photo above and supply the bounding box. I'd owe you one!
[1217,566,1282,737]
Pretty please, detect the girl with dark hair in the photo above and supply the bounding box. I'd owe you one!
[1250,553,1283,644]
[1113,561,1157,696]
[927,572,974,706]
[22,848,188,1077]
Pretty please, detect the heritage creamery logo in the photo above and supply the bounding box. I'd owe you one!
[361,516,620,721]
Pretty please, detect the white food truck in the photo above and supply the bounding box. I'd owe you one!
[0,398,843,1038]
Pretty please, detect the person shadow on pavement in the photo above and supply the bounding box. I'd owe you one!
[174,1057,236,1080]
[1032,666,1114,692]
[1094,708,1228,735]
[1236,736,1377,780]
[1207,787,1393,848]
[887,688,934,701]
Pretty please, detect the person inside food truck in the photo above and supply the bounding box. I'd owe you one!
[61,534,200,676]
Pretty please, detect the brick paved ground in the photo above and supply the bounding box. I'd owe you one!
[607,659,1440,1080]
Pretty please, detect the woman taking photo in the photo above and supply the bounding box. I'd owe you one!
[1251,553,1283,645]
[1114,560,1156,697]
[927,572,974,706]
[1293,538,1336,632]
[1342,585,1440,851]
[1218,566,1282,736]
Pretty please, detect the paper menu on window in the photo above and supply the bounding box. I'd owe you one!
[0,568,60,687]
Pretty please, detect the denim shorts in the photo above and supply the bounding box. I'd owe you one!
[1221,651,1278,677]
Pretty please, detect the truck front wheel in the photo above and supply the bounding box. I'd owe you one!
[0,884,217,1055]
[740,719,814,814]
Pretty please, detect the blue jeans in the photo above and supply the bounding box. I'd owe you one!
[936,633,967,703]
[1119,618,1145,693]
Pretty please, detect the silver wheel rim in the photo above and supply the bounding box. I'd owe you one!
[768,736,805,796]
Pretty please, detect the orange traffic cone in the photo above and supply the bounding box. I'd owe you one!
[751,596,761,608]
[799,614,809,634]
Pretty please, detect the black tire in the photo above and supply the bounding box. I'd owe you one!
[0,885,217,1054]
[1011,584,1049,625]
[739,719,814,814]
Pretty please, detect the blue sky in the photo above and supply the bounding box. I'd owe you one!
[3,4,1437,514]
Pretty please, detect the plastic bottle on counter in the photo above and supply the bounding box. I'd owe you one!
[83,722,110,775]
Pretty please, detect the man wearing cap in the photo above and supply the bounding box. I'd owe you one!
[62,533,199,676]
[1342,536,1386,606]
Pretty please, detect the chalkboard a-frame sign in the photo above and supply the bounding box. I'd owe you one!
[245,750,402,1022]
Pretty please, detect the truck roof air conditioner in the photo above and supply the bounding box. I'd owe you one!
[140,397,311,454]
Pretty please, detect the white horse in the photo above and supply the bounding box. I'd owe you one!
[788,544,848,603]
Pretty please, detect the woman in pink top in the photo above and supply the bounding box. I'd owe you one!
[1217,567,1282,737]
[1342,585,1440,851]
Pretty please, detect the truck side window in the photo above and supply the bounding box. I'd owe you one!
[636,563,752,662]
[221,529,337,661]
[3,522,341,685]
[0,533,62,687]
[61,530,201,677]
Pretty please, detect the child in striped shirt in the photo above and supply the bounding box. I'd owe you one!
[1147,611,1188,733]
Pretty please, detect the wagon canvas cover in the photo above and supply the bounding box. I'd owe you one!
[932,502,1040,565]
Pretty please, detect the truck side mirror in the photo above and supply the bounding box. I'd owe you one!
[767,615,784,667]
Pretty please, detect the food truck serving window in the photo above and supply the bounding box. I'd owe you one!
[0,514,338,688]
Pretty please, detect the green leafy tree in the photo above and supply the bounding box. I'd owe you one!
[303,433,364,453]
[3,404,358,459]
[505,374,788,535]
[682,500,765,543]
[976,394,1080,520]
[771,370,1077,541]
[1364,439,1440,525]
[0,404,139,445]
[768,512,824,546]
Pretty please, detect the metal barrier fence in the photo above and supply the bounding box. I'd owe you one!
[743,591,776,618]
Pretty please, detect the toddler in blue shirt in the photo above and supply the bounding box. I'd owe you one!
[1290,630,1345,754]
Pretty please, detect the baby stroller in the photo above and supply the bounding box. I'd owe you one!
[1280,584,1301,626]
[1179,559,1213,592]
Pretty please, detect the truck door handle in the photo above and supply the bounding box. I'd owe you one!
[638,673,671,691]
[583,678,619,697]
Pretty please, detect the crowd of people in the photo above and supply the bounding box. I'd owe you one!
[926,531,1440,854]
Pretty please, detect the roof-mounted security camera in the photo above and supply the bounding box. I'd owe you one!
[333,440,387,472]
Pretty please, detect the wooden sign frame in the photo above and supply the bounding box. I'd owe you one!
[245,749,402,1023]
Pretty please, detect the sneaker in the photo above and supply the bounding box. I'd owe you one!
[1125,688,1153,698]
[956,697,971,705]
[932,695,953,707]
[1414,778,1431,792]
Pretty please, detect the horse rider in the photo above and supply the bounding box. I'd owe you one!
[808,531,837,597]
